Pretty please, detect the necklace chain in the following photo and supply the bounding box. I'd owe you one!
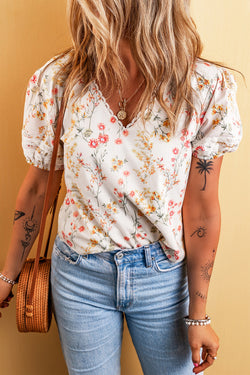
[117,79,145,121]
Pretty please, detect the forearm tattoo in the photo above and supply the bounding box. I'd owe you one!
[195,291,207,301]
[21,206,38,261]
[13,210,25,223]
[196,159,214,191]
[190,226,207,238]
[201,260,214,282]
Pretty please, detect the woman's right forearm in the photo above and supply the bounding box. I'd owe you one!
[2,189,46,281]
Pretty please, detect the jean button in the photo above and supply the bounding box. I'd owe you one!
[116,252,124,259]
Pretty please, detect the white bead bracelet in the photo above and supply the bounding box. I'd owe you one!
[184,315,211,327]
[0,272,17,286]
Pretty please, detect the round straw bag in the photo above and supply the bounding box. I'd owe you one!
[16,257,52,333]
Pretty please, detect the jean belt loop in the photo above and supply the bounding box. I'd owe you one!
[144,245,152,268]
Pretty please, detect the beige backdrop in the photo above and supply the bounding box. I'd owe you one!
[0,1,249,374]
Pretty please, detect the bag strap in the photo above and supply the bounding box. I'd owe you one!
[27,96,66,307]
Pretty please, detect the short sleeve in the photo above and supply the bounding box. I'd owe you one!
[22,55,68,170]
[191,68,243,159]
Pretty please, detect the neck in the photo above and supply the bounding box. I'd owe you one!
[118,39,142,80]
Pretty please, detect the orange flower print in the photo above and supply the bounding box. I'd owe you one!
[89,138,99,148]
[73,211,79,217]
[115,138,122,144]
[110,116,116,123]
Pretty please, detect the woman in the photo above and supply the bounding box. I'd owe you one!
[0,1,242,374]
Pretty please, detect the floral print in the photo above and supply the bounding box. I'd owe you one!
[22,54,242,262]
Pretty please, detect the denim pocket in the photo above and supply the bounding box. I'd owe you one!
[53,237,81,265]
[153,253,186,273]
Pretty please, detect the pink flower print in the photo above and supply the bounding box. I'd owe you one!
[184,140,190,148]
[200,111,206,125]
[136,233,142,238]
[171,158,175,162]
[181,128,189,136]
[123,129,129,136]
[89,138,99,148]
[184,153,187,158]
[118,178,123,185]
[173,148,179,155]
[123,170,130,176]
[138,225,142,229]
[180,136,185,142]
[62,231,66,239]
[167,254,172,259]
[129,191,135,197]
[170,211,174,216]
[27,90,30,96]
[52,87,58,95]
[168,200,174,206]
[71,199,75,204]
[98,123,105,130]
[30,74,37,84]
[50,98,54,105]
[124,236,130,241]
[110,116,116,123]
[67,240,73,247]
[174,250,180,260]
[115,138,122,145]
[118,192,123,198]
[73,211,79,217]
[178,225,182,231]
[98,134,109,143]
[79,226,85,232]
[66,198,70,205]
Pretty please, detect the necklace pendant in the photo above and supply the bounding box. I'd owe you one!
[117,109,127,120]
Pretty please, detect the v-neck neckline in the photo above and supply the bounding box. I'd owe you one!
[92,79,155,130]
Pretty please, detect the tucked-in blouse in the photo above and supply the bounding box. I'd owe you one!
[22,53,242,263]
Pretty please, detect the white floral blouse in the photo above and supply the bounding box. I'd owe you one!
[22,53,242,263]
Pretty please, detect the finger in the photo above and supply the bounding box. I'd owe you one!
[191,346,201,368]
[193,354,216,374]
[202,346,207,361]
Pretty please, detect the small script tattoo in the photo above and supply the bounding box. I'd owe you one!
[196,291,207,301]
[201,260,214,282]
[21,206,38,261]
[13,210,25,223]
[190,226,207,238]
[196,159,214,191]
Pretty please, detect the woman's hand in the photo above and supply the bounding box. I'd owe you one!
[188,325,219,374]
[0,279,14,318]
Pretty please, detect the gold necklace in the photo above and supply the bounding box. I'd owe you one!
[117,79,145,121]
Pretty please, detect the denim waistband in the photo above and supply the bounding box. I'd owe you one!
[92,241,168,267]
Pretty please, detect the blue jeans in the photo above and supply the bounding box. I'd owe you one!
[51,235,197,375]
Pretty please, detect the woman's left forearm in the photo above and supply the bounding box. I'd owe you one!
[183,204,221,319]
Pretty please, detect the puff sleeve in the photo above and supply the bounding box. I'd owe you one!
[22,57,66,170]
[191,68,242,159]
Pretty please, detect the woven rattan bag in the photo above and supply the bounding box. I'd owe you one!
[16,98,65,333]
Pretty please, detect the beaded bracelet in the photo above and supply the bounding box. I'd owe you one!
[184,315,211,327]
[0,272,17,286]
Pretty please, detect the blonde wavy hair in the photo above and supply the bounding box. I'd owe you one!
[53,0,204,132]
